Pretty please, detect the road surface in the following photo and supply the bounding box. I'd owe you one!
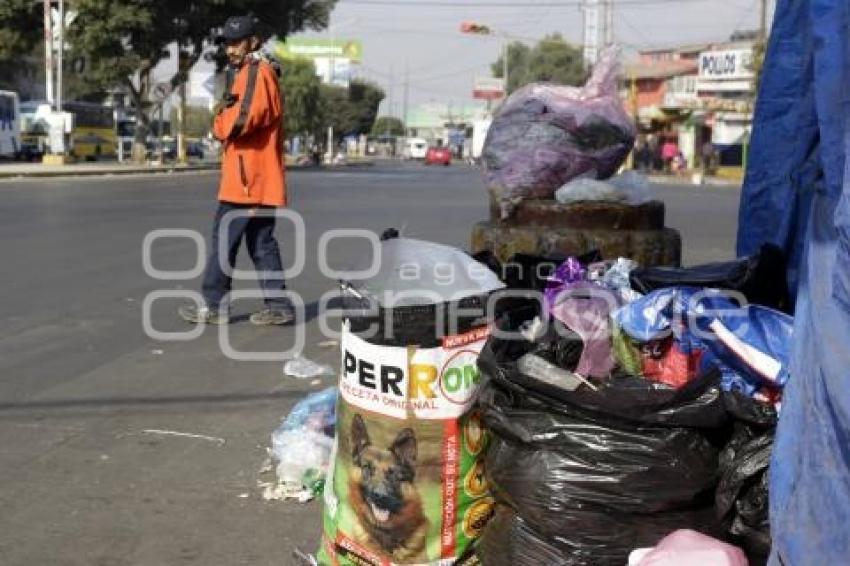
[0,161,741,565]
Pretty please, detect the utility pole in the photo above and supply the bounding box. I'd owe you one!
[605,0,614,46]
[388,64,395,118]
[43,0,54,106]
[402,61,410,138]
[57,0,64,113]
[582,0,601,67]
[759,0,767,40]
[178,52,187,164]
[502,37,509,94]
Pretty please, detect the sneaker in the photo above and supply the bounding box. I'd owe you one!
[178,304,229,325]
[250,308,295,326]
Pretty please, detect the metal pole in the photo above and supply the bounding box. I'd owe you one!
[402,60,410,138]
[178,82,187,163]
[759,0,767,41]
[57,0,63,113]
[43,0,54,107]
[158,103,164,163]
[502,37,509,95]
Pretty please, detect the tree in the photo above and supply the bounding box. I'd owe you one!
[372,116,405,137]
[169,106,214,139]
[492,33,585,94]
[64,0,337,161]
[279,57,322,140]
[319,79,385,139]
[0,0,42,64]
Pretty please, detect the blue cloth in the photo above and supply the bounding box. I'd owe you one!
[738,0,850,562]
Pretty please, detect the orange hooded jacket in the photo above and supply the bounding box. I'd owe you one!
[213,58,286,207]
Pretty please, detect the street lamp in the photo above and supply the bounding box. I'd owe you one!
[460,21,508,97]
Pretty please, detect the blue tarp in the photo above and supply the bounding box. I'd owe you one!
[737,0,850,563]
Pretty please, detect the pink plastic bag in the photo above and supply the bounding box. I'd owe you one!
[631,529,749,566]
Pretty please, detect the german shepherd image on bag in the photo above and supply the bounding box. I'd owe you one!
[349,414,429,562]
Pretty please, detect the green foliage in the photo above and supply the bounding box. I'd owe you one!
[319,79,385,137]
[169,105,214,139]
[0,0,42,63]
[492,33,586,93]
[280,58,322,138]
[751,39,766,101]
[372,116,405,137]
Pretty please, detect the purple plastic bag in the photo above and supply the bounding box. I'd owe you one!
[482,47,637,219]
[544,257,587,308]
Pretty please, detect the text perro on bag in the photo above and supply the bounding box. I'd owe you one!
[318,321,493,565]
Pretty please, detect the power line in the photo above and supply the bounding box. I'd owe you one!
[340,0,732,7]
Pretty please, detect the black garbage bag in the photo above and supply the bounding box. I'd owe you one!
[716,392,777,562]
[629,243,789,312]
[476,504,722,566]
[475,311,731,565]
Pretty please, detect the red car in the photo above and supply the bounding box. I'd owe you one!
[425,146,452,166]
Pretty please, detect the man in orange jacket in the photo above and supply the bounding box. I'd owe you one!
[179,15,292,326]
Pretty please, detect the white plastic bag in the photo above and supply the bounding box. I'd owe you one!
[555,178,625,204]
[554,171,654,205]
[283,355,335,379]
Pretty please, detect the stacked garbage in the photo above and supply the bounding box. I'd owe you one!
[474,245,792,565]
[481,46,639,219]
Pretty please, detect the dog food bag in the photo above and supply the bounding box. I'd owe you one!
[318,322,493,565]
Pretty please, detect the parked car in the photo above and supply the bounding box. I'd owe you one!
[425,146,452,166]
[186,141,204,159]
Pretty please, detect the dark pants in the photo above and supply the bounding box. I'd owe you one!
[202,202,287,311]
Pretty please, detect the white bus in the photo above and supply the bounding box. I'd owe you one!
[0,90,21,159]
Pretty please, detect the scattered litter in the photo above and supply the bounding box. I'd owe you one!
[310,379,321,387]
[238,492,251,499]
[100,455,110,461]
[141,429,226,446]
[293,549,319,566]
[150,349,164,355]
[283,355,335,379]
[266,388,337,503]
[317,340,338,349]
[259,479,315,503]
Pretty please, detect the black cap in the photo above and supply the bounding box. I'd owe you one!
[218,15,257,43]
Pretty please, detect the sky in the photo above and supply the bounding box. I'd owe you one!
[292,0,775,115]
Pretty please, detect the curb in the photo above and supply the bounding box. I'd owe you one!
[648,175,742,188]
[0,163,220,180]
[0,160,375,181]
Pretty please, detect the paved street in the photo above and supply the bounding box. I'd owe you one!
[0,161,741,566]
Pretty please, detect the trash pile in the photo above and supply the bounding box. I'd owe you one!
[265,387,338,502]
[481,46,638,219]
[473,245,792,565]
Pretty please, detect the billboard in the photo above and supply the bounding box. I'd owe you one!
[473,77,505,101]
[275,39,362,87]
[275,39,363,63]
[699,49,754,80]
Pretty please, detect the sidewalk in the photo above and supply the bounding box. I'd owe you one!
[648,173,742,188]
[0,160,220,180]
[0,158,376,180]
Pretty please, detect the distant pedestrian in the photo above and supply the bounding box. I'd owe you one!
[661,138,679,173]
[179,14,294,326]
[701,140,715,176]
[647,134,661,172]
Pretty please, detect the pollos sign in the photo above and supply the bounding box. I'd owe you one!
[699,49,753,81]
